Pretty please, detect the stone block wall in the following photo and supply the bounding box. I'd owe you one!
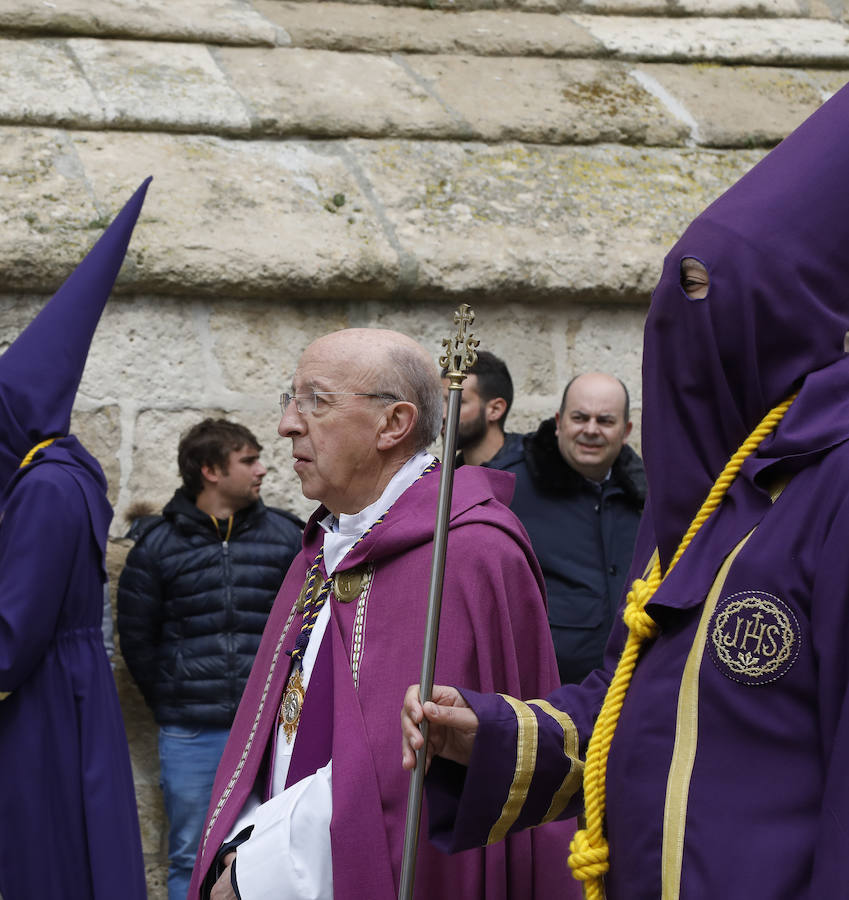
[2,0,848,893]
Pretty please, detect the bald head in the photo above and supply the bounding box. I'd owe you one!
[278,328,441,515]
[555,372,632,481]
[308,329,442,452]
[560,373,629,423]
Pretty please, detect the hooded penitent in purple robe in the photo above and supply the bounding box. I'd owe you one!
[189,463,577,900]
[0,180,150,899]
[426,83,849,898]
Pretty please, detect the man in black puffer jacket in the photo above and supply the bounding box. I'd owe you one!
[446,359,646,686]
[117,418,302,900]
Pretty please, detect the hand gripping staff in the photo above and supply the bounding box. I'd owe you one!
[398,304,479,900]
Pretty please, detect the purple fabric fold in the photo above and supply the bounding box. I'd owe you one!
[285,630,334,789]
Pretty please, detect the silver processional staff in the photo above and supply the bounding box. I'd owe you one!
[398,304,479,900]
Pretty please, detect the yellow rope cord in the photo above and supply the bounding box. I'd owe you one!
[209,514,234,542]
[567,391,798,899]
[19,438,57,469]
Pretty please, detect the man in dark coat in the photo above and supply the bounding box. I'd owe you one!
[0,179,149,899]
[118,417,303,900]
[493,373,645,683]
[449,358,646,683]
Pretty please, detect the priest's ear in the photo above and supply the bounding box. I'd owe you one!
[376,401,418,451]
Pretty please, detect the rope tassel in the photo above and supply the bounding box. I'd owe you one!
[567,391,797,898]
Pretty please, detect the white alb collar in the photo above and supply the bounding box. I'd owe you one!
[318,450,435,575]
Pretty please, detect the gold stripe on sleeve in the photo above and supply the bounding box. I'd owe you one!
[0,691,10,700]
[660,527,754,900]
[528,698,584,823]
[486,694,539,845]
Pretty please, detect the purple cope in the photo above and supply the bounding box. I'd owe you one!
[190,463,578,899]
[426,81,849,898]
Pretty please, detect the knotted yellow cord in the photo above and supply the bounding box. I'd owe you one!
[19,438,56,468]
[567,391,798,899]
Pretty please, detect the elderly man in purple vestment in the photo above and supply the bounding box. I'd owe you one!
[0,180,149,899]
[189,328,576,900]
[403,82,849,899]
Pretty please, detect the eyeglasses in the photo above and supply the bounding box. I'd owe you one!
[279,391,400,416]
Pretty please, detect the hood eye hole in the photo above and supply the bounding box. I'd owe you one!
[679,258,710,301]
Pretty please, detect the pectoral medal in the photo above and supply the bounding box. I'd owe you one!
[333,565,371,603]
[279,667,305,742]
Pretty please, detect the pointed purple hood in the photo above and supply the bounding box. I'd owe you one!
[641,84,849,567]
[0,177,151,491]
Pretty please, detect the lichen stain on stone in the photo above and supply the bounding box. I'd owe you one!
[692,62,815,105]
[331,140,764,241]
[181,141,219,161]
[692,62,723,75]
[560,78,649,119]
[201,179,260,212]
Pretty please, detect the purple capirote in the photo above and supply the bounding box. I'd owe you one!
[0,179,150,899]
[427,80,849,898]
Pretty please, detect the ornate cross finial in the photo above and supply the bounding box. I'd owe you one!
[439,304,479,387]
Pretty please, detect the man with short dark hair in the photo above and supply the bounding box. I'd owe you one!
[442,349,517,466]
[190,329,575,900]
[118,418,303,900]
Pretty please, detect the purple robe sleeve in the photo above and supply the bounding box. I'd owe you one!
[0,471,80,690]
[427,619,623,853]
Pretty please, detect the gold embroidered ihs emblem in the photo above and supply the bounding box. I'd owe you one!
[333,565,372,603]
[708,590,800,686]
